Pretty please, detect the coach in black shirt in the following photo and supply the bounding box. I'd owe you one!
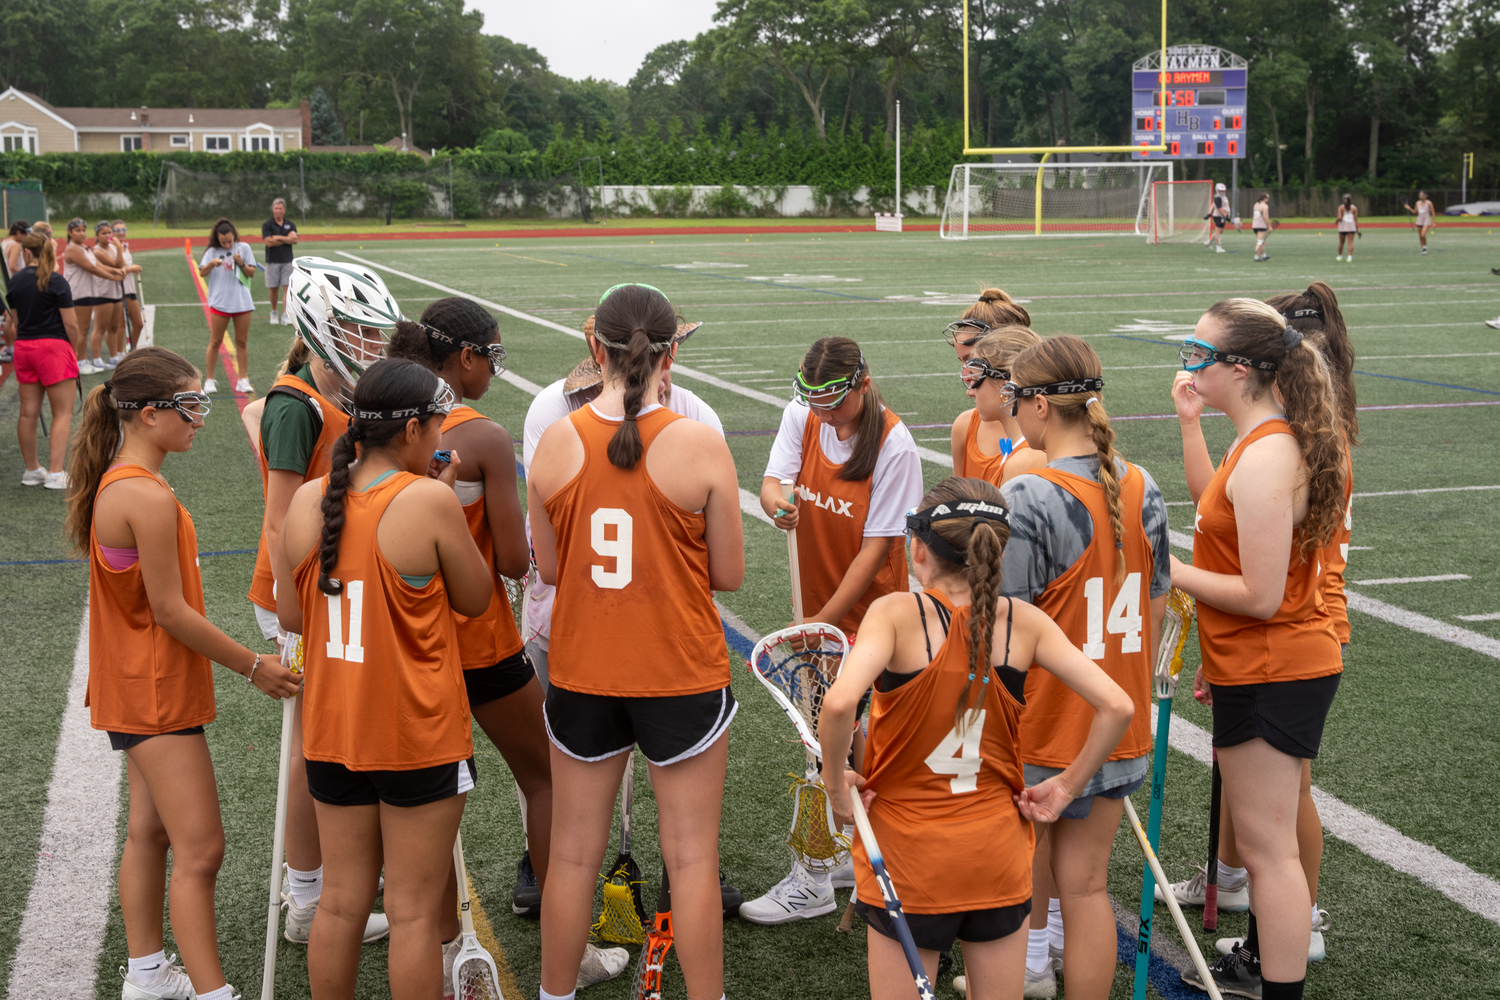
[261,197,299,326]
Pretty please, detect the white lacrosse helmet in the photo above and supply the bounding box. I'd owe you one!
[286,257,402,395]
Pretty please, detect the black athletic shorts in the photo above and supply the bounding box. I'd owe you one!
[1210,672,1341,759]
[855,899,1031,951]
[306,757,476,808]
[74,296,104,307]
[463,648,535,708]
[108,726,205,751]
[544,684,736,766]
[125,292,138,301]
[1213,216,1227,229]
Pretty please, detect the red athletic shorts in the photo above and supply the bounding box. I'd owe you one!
[14,338,79,385]
[208,307,252,318]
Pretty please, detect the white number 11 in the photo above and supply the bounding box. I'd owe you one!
[325,581,365,663]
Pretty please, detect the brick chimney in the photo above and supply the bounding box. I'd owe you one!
[301,98,311,150]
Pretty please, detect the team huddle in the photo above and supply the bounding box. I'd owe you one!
[71,256,1356,1000]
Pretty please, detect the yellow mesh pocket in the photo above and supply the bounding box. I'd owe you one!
[593,872,646,944]
[786,775,850,874]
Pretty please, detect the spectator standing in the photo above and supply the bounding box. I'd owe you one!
[89,221,125,371]
[112,220,146,351]
[197,218,257,394]
[2,220,26,280]
[5,232,81,488]
[261,198,299,325]
[62,218,124,374]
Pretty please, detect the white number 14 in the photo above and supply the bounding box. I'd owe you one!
[1082,573,1142,659]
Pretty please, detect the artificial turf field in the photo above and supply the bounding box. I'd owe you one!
[2,222,1499,999]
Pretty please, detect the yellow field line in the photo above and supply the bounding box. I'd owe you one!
[491,250,568,267]
[466,872,523,999]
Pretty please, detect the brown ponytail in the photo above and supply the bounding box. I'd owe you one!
[969,324,1042,374]
[913,477,1012,731]
[593,285,678,469]
[963,287,1032,329]
[277,335,312,379]
[799,336,888,482]
[20,231,55,292]
[65,348,199,553]
[1011,335,1127,582]
[1204,298,1348,557]
[1265,281,1358,445]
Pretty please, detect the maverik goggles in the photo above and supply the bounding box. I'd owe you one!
[998,377,1105,417]
[943,318,991,348]
[905,499,1011,566]
[116,390,214,423]
[960,357,1009,390]
[422,323,507,376]
[1179,337,1278,373]
[352,378,457,422]
[794,356,867,410]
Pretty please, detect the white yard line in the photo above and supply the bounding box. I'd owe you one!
[1457,612,1500,622]
[7,609,121,1000]
[1352,574,1471,585]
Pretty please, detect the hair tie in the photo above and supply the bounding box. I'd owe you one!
[623,412,638,422]
[1085,396,1099,408]
[1282,327,1304,349]
[347,425,364,442]
[102,381,113,395]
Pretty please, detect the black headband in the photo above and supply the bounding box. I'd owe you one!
[1282,307,1323,321]
[905,500,1011,566]
[351,400,448,421]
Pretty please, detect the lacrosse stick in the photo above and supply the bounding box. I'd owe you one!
[629,869,672,1000]
[1205,752,1223,931]
[848,786,935,999]
[594,750,647,943]
[780,479,804,624]
[261,633,304,1000]
[1124,797,1224,1000]
[452,831,504,999]
[1132,588,1194,1000]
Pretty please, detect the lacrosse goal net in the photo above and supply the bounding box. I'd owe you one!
[939,161,1174,239]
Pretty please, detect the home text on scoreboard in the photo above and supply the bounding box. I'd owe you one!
[1130,45,1247,161]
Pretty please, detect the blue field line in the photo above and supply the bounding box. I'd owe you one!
[1116,922,1204,1000]
[1351,370,1500,394]
[551,249,882,301]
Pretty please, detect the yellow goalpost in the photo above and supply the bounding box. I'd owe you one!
[961,0,1170,234]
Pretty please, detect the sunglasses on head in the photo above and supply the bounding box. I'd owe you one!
[115,391,214,423]
[1179,338,1278,373]
[943,318,991,348]
[960,357,1009,390]
[997,377,1105,417]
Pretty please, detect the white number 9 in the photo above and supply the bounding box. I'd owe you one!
[590,508,633,590]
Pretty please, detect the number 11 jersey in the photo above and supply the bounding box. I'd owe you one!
[543,405,730,697]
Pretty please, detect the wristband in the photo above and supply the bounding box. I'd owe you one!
[246,653,262,686]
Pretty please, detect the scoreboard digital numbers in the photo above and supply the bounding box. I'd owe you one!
[1130,45,1247,161]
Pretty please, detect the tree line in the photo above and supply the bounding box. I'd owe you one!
[0,0,1491,190]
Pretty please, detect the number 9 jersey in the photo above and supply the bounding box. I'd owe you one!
[542,405,731,697]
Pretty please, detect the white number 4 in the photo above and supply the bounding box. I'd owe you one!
[590,508,634,590]
[325,581,365,663]
[1083,573,1142,659]
[925,710,986,794]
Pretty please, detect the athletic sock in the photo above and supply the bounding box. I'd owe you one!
[286,865,323,908]
[1026,928,1051,975]
[197,986,235,1000]
[1261,978,1305,1000]
[1243,912,1259,959]
[1217,861,1247,884]
[539,988,576,1000]
[1046,897,1063,951]
[127,950,168,985]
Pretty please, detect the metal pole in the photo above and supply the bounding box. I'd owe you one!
[1231,159,1238,219]
[151,159,167,228]
[299,157,307,228]
[962,164,970,238]
[448,157,454,221]
[895,100,901,217]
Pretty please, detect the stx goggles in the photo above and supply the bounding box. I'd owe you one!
[351,378,456,422]
[115,390,214,423]
[905,499,1011,566]
[960,357,1009,390]
[943,318,991,348]
[997,377,1104,417]
[793,356,867,411]
[1179,338,1278,373]
[421,323,507,376]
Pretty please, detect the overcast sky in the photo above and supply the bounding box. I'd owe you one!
[470,0,721,85]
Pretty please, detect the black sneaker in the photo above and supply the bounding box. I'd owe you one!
[1183,948,1261,999]
[720,870,744,919]
[512,850,540,917]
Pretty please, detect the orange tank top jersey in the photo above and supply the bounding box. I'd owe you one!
[1194,419,1342,686]
[1321,451,1353,644]
[857,591,1033,913]
[441,405,523,669]
[1019,464,1155,767]
[794,407,908,634]
[960,409,1005,484]
[998,438,1034,479]
[543,406,730,697]
[294,472,472,770]
[86,466,215,734]
[249,372,349,611]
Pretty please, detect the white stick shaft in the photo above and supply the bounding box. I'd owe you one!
[454,831,477,937]
[780,479,804,624]
[261,693,296,1000]
[1122,797,1223,1000]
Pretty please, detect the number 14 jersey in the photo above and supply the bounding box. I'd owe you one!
[543,405,730,697]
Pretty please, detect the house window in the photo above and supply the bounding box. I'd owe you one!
[248,135,275,152]
[170,134,189,147]
[205,135,231,151]
[121,135,143,152]
[1,128,37,154]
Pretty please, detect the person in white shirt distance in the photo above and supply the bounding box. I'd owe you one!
[196,218,258,395]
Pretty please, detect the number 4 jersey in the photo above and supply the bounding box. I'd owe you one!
[542,404,730,697]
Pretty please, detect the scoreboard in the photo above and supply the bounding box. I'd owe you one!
[1130,47,1247,161]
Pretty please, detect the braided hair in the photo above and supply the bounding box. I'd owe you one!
[593,285,677,469]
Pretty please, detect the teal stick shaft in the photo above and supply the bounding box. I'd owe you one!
[1133,695,1173,1000]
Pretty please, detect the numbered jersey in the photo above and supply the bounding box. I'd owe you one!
[294,472,472,771]
[86,465,215,735]
[441,405,523,669]
[1019,464,1155,768]
[543,405,730,697]
[857,591,1032,913]
[1194,419,1342,686]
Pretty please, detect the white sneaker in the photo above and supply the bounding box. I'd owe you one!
[269,311,280,325]
[830,852,855,889]
[1214,908,1329,962]
[21,468,46,486]
[203,378,218,394]
[44,471,69,491]
[1154,865,1250,911]
[78,358,96,375]
[119,955,194,1000]
[281,872,391,944]
[1215,246,1225,253]
[738,861,835,924]
[442,936,462,998]
[576,941,630,988]
[1485,318,1500,330]
[1335,255,1343,261]
[1024,957,1061,998]
[234,377,253,394]
[97,355,117,370]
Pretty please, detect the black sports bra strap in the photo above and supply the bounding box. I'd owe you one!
[934,599,953,636]
[915,593,932,662]
[1001,597,1015,668]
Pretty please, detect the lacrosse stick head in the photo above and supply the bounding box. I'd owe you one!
[1153,588,1195,699]
[594,859,647,944]
[749,622,850,756]
[786,774,851,874]
[453,934,502,1000]
[282,632,305,676]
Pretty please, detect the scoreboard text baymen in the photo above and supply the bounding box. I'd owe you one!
[1131,46,1248,161]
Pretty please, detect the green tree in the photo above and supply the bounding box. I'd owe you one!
[0,0,97,105]
[309,86,343,144]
